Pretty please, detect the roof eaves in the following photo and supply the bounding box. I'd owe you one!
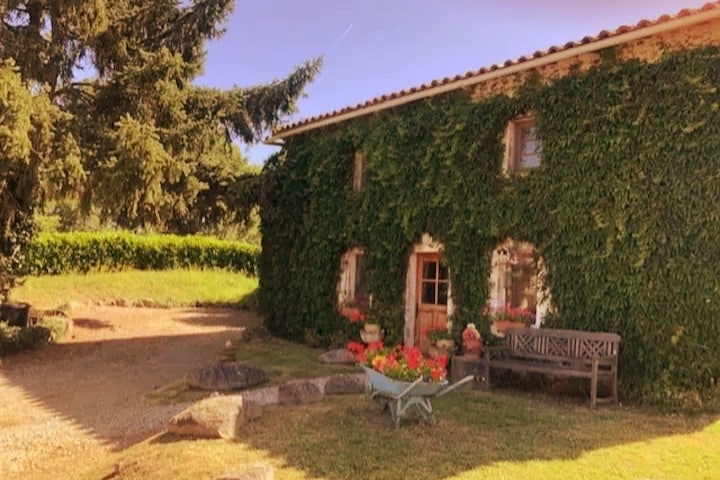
[267,2,720,143]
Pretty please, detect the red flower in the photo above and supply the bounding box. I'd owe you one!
[350,342,448,383]
[349,311,367,323]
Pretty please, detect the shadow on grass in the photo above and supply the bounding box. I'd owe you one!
[2,306,719,480]
[234,390,719,480]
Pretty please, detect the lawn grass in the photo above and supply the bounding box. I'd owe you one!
[8,270,719,480]
[9,269,258,309]
[233,338,357,384]
[147,338,357,405]
[77,390,720,480]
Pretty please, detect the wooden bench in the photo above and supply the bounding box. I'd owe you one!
[478,327,621,408]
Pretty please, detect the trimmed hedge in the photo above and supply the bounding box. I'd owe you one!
[26,232,259,276]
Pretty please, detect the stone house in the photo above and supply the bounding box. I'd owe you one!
[261,1,720,366]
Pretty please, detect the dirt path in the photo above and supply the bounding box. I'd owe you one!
[0,306,259,480]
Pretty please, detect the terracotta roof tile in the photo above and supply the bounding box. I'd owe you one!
[271,2,720,139]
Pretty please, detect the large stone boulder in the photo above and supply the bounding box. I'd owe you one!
[324,373,367,395]
[317,348,356,364]
[277,380,323,405]
[216,463,273,480]
[167,394,262,439]
[186,362,268,391]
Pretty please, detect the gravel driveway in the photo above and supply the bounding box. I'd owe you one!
[0,306,259,480]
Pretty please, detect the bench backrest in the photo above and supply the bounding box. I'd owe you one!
[504,327,621,364]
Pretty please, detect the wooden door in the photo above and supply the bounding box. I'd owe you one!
[415,253,450,349]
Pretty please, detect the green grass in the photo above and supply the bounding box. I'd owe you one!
[82,342,720,480]
[76,390,719,480]
[233,338,357,384]
[147,338,356,405]
[9,269,258,309]
[8,270,719,480]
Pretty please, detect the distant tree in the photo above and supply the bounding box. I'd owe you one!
[0,0,320,231]
[0,61,61,299]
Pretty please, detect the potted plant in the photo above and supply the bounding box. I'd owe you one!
[491,306,534,335]
[346,308,383,343]
[340,301,364,320]
[424,321,455,351]
[462,323,483,357]
[347,341,448,384]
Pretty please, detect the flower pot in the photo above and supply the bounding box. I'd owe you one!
[463,338,483,357]
[492,320,529,336]
[360,329,383,343]
[435,339,456,351]
[364,323,381,334]
[341,306,362,319]
[1,302,30,327]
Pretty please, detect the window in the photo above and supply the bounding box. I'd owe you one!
[352,150,365,191]
[489,240,538,316]
[420,256,449,306]
[337,248,369,307]
[353,252,368,303]
[505,116,541,173]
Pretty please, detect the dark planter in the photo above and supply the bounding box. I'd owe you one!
[1,302,30,327]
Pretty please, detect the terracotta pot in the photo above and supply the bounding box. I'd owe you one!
[463,338,484,357]
[340,306,362,319]
[360,329,382,344]
[493,320,529,334]
[363,323,381,334]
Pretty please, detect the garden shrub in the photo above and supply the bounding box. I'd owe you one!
[0,322,51,356]
[26,232,259,276]
[39,315,71,342]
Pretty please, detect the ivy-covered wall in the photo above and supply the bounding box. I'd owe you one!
[260,46,720,407]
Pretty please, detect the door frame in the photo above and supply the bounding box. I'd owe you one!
[403,234,453,346]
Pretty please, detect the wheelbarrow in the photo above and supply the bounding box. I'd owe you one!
[361,366,474,428]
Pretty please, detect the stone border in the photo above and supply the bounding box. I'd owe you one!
[240,372,370,406]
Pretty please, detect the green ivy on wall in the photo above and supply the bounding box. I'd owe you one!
[260,46,720,407]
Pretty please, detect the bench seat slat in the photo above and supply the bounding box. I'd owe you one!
[490,359,615,378]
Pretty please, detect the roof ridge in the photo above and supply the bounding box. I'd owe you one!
[270,1,720,141]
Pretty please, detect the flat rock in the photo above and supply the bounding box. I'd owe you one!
[241,386,279,406]
[324,373,367,395]
[186,362,268,391]
[167,394,262,439]
[277,380,323,405]
[216,462,273,480]
[317,348,356,364]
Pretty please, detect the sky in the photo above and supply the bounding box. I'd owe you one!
[195,0,708,164]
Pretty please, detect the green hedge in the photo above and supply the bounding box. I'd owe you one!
[26,232,259,276]
[260,46,720,408]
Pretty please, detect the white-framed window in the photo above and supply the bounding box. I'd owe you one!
[504,116,541,174]
[337,248,370,307]
[488,239,550,326]
[352,150,365,192]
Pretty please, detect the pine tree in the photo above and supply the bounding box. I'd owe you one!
[0,0,321,231]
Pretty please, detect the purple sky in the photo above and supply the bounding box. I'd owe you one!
[196,0,706,164]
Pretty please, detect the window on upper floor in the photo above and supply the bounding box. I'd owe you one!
[352,150,366,191]
[504,116,541,174]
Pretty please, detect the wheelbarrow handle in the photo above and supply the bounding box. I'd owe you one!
[434,375,474,398]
